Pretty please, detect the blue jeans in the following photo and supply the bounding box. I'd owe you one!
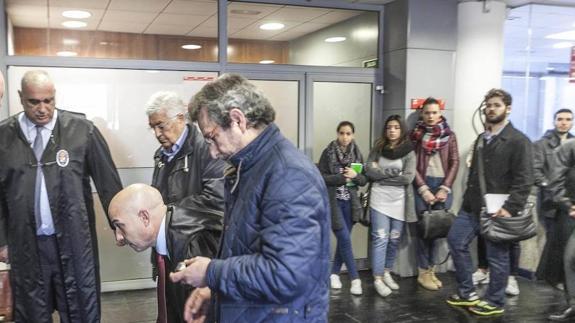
[447,209,511,308]
[332,199,359,280]
[414,176,453,269]
[370,208,404,276]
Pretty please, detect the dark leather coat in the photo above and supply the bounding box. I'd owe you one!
[150,124,225,323]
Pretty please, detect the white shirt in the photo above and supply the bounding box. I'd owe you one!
[19,110,58,236]
[155,214,169,258]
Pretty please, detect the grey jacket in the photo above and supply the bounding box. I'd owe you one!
[534,130,574,218]
[365,150,417,223]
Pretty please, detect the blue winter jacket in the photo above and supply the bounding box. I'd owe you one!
[205,123,331,322]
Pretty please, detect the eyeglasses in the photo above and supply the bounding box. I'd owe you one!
[203,125,220,145]
[149,116,178,133]
[26,97,54,106]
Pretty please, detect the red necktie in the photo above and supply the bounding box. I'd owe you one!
[156,253,168,323]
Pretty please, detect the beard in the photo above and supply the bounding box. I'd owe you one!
[485,111,506,125]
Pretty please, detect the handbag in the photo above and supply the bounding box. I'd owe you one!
[476,139,536,243]
[480,203,536,243]
[359,183,372,227]
[0,263,12,322]
[417,203,455,240]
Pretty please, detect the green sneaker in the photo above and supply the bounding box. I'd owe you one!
[468,301,504,316]
[446,293,480,307]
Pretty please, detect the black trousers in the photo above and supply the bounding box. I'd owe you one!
[564,231,575,307]
[37,235,70,323]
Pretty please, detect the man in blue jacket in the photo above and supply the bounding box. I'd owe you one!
[171,74,331,322]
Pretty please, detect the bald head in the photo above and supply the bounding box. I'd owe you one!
[109,184,166,252]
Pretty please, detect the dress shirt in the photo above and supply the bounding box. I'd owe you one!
[19,110,58,236]
[160,126,188,162]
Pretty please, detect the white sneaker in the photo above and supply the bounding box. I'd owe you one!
[505,276,520,296]
[472,269,489,285]
[350,279,363,295]
[330,274,342,289]
[374,279,392,297]
[383,272,399,290]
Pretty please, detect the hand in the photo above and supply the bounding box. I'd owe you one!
[493,208,512,218]
[184,287,211,323]
[569,205,575,218]
[343,167,357,179]
[435,189,448,203]
[422,190,436,205]
[170,257,211,288]
[0,246,8,263]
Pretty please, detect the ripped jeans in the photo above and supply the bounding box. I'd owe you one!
[370,208,405,276]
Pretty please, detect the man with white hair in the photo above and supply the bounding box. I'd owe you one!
[0,70,122,322]
[144,91,225,323]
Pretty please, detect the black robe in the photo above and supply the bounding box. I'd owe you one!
[0,109,122,322]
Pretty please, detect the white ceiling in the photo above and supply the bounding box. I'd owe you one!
[5,0,364,41]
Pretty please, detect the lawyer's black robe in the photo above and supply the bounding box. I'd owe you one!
[0,109,122,322]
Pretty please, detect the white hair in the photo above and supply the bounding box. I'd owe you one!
[145,91,186,118]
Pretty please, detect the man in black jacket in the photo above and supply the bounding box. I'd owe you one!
[0,70,123,322]
[545,139,575,321]
[446,88,533,316]
[109,184,222,322]
[534,109,573,230]
[145,91,225,322]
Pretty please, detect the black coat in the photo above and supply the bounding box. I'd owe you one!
[462,122,534,216]
[318,143,367,231]
[163,206,222,323]
[0,110,122,322]
[533,130,574,218]
[150,124,225,323]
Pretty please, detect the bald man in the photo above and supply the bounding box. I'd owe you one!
[109,184,220,323]
[0,70,122,322]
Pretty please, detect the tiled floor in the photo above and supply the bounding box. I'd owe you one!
[100,270,568,322]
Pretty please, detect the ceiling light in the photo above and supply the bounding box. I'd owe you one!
[325,36,346,43]
[546,30,575,41]
[62,10,91,19]
[62,38,79,45]
[553,41,573,49]
[181,44,202,50]
[230,9,261,16]
[62,21,87,28]
[259,60,275,64]
[259,23,284,31]
[56,51,78,57]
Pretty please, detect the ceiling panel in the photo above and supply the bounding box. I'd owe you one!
[108,0,170,12]
[9,15,49,28]
[154,13,209,26]
[313,9,362,24]
[264,6,329,23]
[49,0,109,10]
[187,25,217,37]
[163,1,216,16]
[144,23,192,35]
[101,10,157,23]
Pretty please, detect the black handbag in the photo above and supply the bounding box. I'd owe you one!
[476,139,536,243]
[417,203,455,240]
[359,183,372,227]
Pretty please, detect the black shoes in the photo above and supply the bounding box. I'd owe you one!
[549,307,575,321]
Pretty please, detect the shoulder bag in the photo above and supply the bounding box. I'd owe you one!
[476,139,536,243]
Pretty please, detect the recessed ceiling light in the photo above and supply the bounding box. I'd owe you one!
[259,60,275,64]
[62,10,91,19]
[325,36,346,43]
[546,30,575,41]
[259,23,284,31]
[57,51,78,57]
[62,21,87,28]
[62,38,79,45]
[230,9,261,16]
[181,44,202,50]
[553,41,573,49]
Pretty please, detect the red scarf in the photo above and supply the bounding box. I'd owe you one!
[410,117,452,155]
